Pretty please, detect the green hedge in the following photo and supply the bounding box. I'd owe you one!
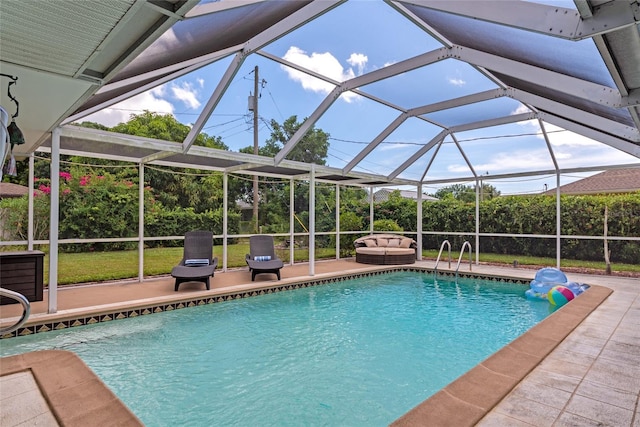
[422,193,640,264]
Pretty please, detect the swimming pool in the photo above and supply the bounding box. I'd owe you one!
[0,271,550,426]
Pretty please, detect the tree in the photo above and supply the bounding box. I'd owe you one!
[238,115,331,230]
[434,183,500,202]
[109,111,227,149]
[243,115,329,164]
[98,112,229,213]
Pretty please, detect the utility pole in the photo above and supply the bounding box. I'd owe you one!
[252,66,259,233]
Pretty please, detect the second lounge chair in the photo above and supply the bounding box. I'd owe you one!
[245,235,284,281]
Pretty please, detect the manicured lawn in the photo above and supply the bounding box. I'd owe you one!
[44,244,337,285]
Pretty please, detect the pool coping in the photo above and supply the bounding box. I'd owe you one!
[0,266,613,426]
[391,282,612,426]
[0,350,143,426]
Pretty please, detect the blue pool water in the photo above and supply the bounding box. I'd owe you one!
[0,272,550,426]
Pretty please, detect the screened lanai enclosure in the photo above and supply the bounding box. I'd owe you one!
[1,0,639,312]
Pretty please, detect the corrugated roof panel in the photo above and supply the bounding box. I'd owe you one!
[401,2,615,87]
[0,0,134,77]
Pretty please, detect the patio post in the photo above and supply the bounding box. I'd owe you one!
[335,184,340,259]
[223,172,228,271]
[556,172,561,269]
[290,178,294,265]
[138,163,144,282]
[309,165,315,276]
[48,128,60,314]
[475,179,480,265]
[369,186,374,234]
[417,183,423,261]
[28,153,34,251]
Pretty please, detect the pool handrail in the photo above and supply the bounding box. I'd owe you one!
[434,240,451,276]
[0,288,31,335]
[455,241,473,279]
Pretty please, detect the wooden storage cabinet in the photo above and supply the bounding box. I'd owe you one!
[0,251,45,304]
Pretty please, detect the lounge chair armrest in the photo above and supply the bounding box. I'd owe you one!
[211,257,219,270]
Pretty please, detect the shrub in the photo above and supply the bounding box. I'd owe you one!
[373,219,402,232]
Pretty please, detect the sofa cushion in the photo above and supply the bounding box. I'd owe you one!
[387,238,400,247]
[364,238,377,247]
[376,238,389,247]
[356,247,386,255]
[400,237,413,248]
[384,248,415,255]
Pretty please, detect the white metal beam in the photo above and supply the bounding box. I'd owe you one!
[420,137,444,181]
[409,88,507,116]
[537,112,640,158]
[64,46,242,125]
[451,134,477,178]
[385,0,454,48]
[420,163,640,185]
[342,47,450,90]
[538,119,559,172]
[258,50,410,114]
[274,86,343,164]
[185,0,267,18]
[449,112,535,133]
[243,1,346,54]
[182,52,246,152]
[403,0,640,40]
[509,88,640,143]
[455,46,623,108]
[343,113,409,173]
[388,129,448,180]
[48,129,61,314]
[400,0,580,38]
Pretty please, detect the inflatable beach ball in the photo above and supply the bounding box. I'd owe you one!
[548,285,575,307]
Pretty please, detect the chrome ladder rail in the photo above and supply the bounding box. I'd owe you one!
[433,240,451,278]
[455,241,473,281]
[0,288,31,335]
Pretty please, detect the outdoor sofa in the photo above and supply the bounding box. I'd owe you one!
[353,234,417,265]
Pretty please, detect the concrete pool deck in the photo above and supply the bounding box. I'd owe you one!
[1,259,638,426]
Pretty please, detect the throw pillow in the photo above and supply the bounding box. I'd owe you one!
[387,239,400,247]
[399,238,413,248]
[254,255,271,262]
[376,238,389,247]
[364,239,377,247]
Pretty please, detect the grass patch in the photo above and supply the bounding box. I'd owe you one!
[46,244,337,285]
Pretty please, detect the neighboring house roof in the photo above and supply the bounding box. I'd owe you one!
[374,188,438,203]
[0,182,28,198]
[544,168,640,195]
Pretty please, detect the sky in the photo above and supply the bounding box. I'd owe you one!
[83,0,639,196]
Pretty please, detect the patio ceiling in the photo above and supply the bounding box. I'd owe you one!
[1,0,639,186]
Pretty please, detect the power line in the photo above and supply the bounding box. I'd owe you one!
[328,129,566,147]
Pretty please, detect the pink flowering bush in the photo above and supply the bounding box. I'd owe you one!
[1,170,155,252]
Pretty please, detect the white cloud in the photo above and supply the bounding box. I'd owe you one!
[81,85,174,127]
[171,81,201,109]
[282,46,367,103]
[448,77,466,87]
[347,53,368,75]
